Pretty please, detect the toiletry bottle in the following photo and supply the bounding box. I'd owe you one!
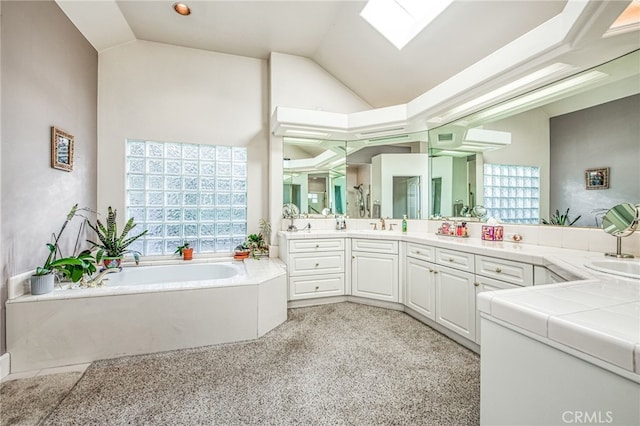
[402,215,407,233]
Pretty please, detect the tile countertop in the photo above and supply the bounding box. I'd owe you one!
[279,229,640,379]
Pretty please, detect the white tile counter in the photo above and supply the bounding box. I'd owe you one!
[478,279,640,377]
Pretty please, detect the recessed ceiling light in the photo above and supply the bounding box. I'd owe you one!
[173,3,191,16]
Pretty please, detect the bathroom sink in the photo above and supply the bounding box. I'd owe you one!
[584,260,640,279]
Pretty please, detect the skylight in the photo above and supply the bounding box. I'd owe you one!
[360,0,454,49]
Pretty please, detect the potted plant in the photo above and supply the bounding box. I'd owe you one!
[234,219,271,260]
[50,250,97,284]
[87,206,147,268]
[175,242,194,261]
[32,204,96,295]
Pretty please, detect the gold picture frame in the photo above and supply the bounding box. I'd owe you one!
[585,167,609,190]
[51,126,74,171]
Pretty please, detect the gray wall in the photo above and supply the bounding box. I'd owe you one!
[1,1,97,354]
[550,94,640,227]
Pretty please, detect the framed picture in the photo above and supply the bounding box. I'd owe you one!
[51,126,74,171]
[585,167,609,190]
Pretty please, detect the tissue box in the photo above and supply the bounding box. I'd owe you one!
[481,225,504,241]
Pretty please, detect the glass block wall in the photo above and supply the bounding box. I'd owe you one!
[483,163,540,224]
[126,140,248,255]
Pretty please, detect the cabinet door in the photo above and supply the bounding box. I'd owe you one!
[474,276,521,344]
[435,265,476,341]
[352,251,398,302]
[405,257,436,320]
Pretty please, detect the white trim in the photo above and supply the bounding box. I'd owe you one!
[0,353,10,380]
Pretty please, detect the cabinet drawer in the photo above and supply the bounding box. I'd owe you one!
[289,252,344,276]
[406,243,435,262]
[435,248,474,272]
[289,238,344,253]
[351,238,398,254]
[289,273,345,300]
[475,255,533,286]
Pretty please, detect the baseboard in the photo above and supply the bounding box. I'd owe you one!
[0,352,10,379]
[404,307,480,354]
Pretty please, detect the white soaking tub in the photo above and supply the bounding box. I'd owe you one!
[6,258,287,373]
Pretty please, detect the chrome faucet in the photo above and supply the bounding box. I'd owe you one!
[380,217,386,231]
[81,267,121,288]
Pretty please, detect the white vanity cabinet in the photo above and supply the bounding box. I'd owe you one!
[286,238,345,300]
[405,243,436,320]
[351,239,399,302]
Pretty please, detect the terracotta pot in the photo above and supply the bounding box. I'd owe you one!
[233,251,250,260]
[183,247,194,261]
[103,257,122,269]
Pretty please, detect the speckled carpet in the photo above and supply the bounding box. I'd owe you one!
[2,303,480,425]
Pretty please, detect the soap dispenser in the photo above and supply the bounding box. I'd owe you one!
[402,215,408,233]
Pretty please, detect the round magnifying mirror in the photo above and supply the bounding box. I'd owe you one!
[602,203,639,237]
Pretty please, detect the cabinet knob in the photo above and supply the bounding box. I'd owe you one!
[428,268,433,273]
[474,282,480,287]
[416,250,421,254]
[315,244,320,248]
[449,257,454,262]
[433,270,438,274]
[315,262,320,267]
[495,267,502,273]
[315,286,319,290]
[352,256,355,259]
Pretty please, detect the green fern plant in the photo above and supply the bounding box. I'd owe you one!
[541,208,581,226]
[87,207,147,264]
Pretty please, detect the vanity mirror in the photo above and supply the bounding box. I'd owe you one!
[602,202,639,258]
[283,137,347,218]
[426,50,640,227]
[345,132,429,220]
[280,52,639,224]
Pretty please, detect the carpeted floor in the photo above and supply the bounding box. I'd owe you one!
[2,302,480,425]
[0,372,82,425]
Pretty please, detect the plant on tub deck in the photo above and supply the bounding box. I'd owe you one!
[175,241,194,261]
[244,219,271,259]
[87,206,147,268]
[32,204,98,295]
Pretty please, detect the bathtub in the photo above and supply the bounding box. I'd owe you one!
[6,258,287,373]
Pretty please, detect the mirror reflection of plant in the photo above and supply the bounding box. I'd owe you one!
[542,208,581,226]
[87,206,147,264]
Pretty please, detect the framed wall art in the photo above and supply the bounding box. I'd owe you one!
[585,167,609,190]
[51,126,74,171]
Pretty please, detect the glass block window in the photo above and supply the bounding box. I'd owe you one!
[483,163,540,224]
[126,140,247,255]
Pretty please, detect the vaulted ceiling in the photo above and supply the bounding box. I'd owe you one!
[57,1,638,110]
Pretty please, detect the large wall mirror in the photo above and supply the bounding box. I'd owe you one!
[282,50,639,225]
[427,50,639,227]
[283,137,347,217]
[345,132,429,220]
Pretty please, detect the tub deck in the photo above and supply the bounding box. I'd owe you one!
[6,258,287,373]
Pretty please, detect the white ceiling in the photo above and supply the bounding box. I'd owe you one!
[58,0,572,108]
